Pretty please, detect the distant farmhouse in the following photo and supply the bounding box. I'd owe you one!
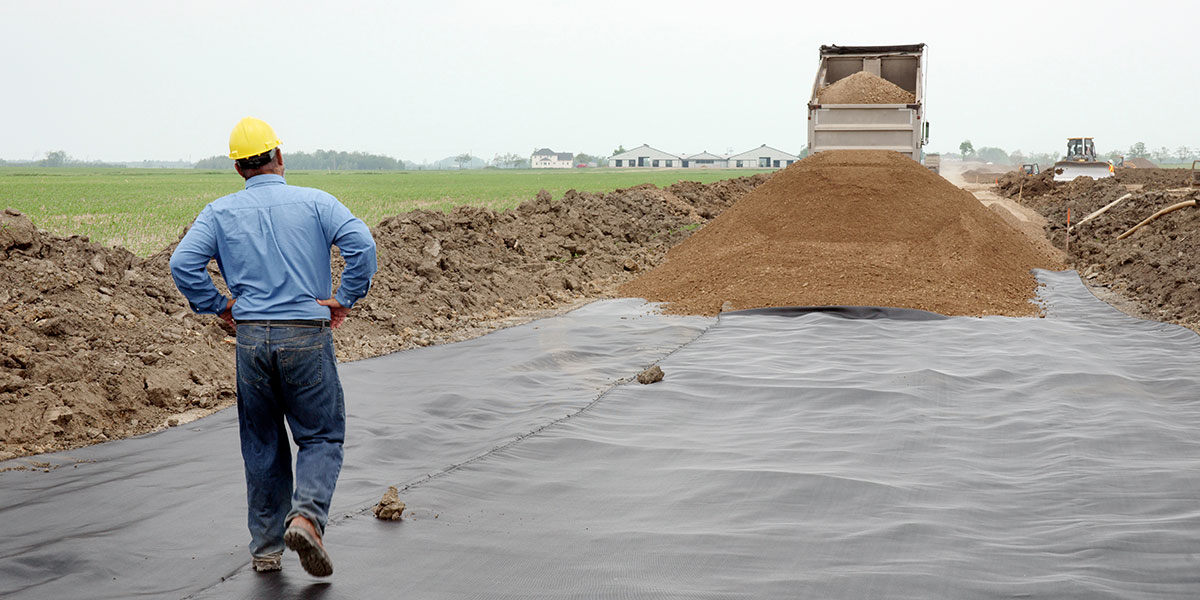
[610,144,799,169]
[531,148,574,169]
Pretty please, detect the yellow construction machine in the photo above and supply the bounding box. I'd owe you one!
[1052,137,1114,181]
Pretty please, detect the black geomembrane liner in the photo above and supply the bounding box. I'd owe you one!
[3,271,1199,599]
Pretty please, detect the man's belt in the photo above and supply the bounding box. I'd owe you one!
[234,319,330,327]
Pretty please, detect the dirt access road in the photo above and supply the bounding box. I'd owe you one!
[945,159,1199,325]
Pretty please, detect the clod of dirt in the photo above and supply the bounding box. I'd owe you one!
[817,71,916,104]
[619,150,1064,316]
[373,485,406,520]
[637,365,664,385]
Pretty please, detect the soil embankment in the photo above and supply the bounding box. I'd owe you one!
[620,151,1064,316]
[1,175,768,459]
[996,169,1200,327]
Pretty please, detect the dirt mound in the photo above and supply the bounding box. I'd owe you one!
[1013,175,1200,329]
[1,175,769,460]
[618,150,1064,316]
[997,168,1193,200]
[327,177,766,358]
[1113,167,1192,187]
[1125,158,1158,169]
[817,71,916,104]
[1,209,236,458]
[962,168,1014,184]
[996,170,1056,198]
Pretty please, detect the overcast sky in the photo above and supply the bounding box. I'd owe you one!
[1,0,1195,163]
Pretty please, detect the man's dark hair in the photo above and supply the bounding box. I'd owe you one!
[235,148,278,170]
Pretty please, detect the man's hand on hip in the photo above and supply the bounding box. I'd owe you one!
[220,298,236,332]
[316,298,350,329]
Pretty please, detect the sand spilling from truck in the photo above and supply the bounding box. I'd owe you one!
[817,71,916,104]
[0,175,769,459]
[619,150,1064,316]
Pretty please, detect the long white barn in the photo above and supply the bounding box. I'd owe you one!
[610,144,800,169]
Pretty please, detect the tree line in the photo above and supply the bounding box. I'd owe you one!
[195,149,407,170]
[0,150,125,168]
[956,140,1200,166]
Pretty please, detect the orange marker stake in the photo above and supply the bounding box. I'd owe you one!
[1066,207,1071,255]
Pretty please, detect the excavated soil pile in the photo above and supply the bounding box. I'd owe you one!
[997,167,1192,198]
[327,177,765,359]
[817,71,916,104]
[1,209,236,458]
[0,175,768,459]
[619,150,1064,316]
[1126,158,1159,169]
[962,168,1014,184]
[1000,173,1200,329]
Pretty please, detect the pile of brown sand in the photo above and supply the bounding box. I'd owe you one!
[817,71,916,104]
[1,175,769,460]
[619,150,1064,316]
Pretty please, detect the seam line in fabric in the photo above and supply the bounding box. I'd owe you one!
[340,312,724,522]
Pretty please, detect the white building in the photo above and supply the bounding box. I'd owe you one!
[531,148,574,169]
[726,144,800,169]
[610,144,681,168]
[609,143,801,169]
[683,151,728,169]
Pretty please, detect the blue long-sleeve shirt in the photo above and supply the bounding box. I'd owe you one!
[169,174,377,321]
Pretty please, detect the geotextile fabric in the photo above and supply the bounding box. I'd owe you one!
[4,272,1200,599]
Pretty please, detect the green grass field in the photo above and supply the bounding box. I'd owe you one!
[0,167,767,256]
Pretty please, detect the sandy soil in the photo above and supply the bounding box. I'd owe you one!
[620,151,1063,316]
[817,71,916,104]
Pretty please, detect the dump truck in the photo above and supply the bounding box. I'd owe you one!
[924,153,941,175]
[807,44,931,167]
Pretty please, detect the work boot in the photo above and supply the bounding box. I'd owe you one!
[251,551,282,573]
[284,515,333,577]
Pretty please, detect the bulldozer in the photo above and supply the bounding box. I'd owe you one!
[1052,137,1114,182]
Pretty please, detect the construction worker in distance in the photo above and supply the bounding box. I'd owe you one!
[169,117,377,577]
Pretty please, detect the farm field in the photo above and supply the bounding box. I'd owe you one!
[0,167,768,256]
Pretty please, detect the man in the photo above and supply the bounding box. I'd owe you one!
[169,117,377,577]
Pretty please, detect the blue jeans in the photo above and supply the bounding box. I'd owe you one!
[235,324,345,558]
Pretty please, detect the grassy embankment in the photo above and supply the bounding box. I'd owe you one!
[0,167,767,256]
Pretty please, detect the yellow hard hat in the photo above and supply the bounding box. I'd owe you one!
[228,117,281,160]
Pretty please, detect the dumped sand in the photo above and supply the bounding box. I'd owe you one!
[1,175,768,459]
[619,151,1064,316]
[817,71,916,104]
